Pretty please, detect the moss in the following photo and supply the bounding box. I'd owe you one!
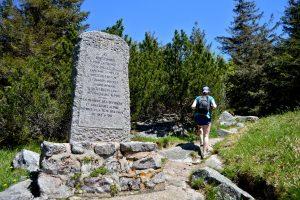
[161,157,168,166]
[189,151,198,160]
[82,156,93,164]
[110,184,119,197]
[71,172,81,181]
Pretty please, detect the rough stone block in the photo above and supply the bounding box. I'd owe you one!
[191,167,254,200]
[0,179,33,200]
[132,156,161,170]
[120,142,157,153]
[38,174,74,199]
[119,177,141,191]
[13,149,40,172]
[41,153,81,175]
[94,143,116,157]
[71,142,85,154]
[204,155,224,172]
[41,141,68,157]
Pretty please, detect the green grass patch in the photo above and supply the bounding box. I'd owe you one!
[210,125,219,138]
[90,167,109,177]
[0,142,40,192]
[131,135,189,148]
[218,111,300,200]
[191,177,206,189]
[190,177,218,200]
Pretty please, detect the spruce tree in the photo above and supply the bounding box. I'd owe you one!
[217,0,277,115]
[103,19,125,37]
[262,0,300,114]
[282,0,300,59]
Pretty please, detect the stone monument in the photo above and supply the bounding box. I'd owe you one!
[70,31,131,143]
[29,32,166,199]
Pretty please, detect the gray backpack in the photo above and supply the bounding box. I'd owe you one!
[196,96,210,115]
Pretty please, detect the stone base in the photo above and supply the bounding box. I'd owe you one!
[38,141,166,199]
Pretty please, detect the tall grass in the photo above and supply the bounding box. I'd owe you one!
[0,142,40,192]
[217,111,300,199]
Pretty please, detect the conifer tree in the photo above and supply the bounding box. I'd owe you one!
[262,0,300,113]
[103,19,125,37]
[217,0,277,115]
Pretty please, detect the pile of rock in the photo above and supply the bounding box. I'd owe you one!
[133,114,190,138]
[217,111,259,136]
[38,141,165,199]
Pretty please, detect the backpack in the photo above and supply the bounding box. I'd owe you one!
[196,96,210,115]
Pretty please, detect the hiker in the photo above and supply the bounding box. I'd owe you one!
[191,86,217,155]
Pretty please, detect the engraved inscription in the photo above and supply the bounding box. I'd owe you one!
[78,46,126,128]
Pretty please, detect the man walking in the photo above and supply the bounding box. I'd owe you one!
[191,86,217,156]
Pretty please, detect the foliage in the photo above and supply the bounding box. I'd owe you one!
[262,0,300,115]
[217,110,300,199]
[0,0,88,146]
[127,22,228,122]
[217,0,279,116]
[217,0,299,116]
[0,142,40,192]
[103,19,124,37]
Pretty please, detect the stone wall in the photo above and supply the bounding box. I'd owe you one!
[38,141,166,199]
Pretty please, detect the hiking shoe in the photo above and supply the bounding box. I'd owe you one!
[198,149,204,159]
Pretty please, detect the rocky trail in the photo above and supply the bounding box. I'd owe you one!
[70,138,224,200]
[0,111,258,200]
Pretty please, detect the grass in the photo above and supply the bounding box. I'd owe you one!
[131,135,190,148]
[131,126,220,149]
[90,167,109,177]
[217,110,300,200]
[0,142,40,192]
[191,177,218,200]
[191,177,206,189]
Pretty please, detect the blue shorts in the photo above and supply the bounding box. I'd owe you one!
[194,114,211,125]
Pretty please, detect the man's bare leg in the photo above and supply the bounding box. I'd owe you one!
[202,124,211,153]
[196,125,204,145]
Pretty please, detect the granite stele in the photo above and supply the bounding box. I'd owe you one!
[70,31,131,143]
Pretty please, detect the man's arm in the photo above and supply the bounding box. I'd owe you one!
[211,97,217,109]
[191,99,197,109]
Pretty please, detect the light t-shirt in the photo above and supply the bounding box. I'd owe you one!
[192,95,217,119]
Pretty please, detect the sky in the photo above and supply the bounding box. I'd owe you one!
[81,0,287,56]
